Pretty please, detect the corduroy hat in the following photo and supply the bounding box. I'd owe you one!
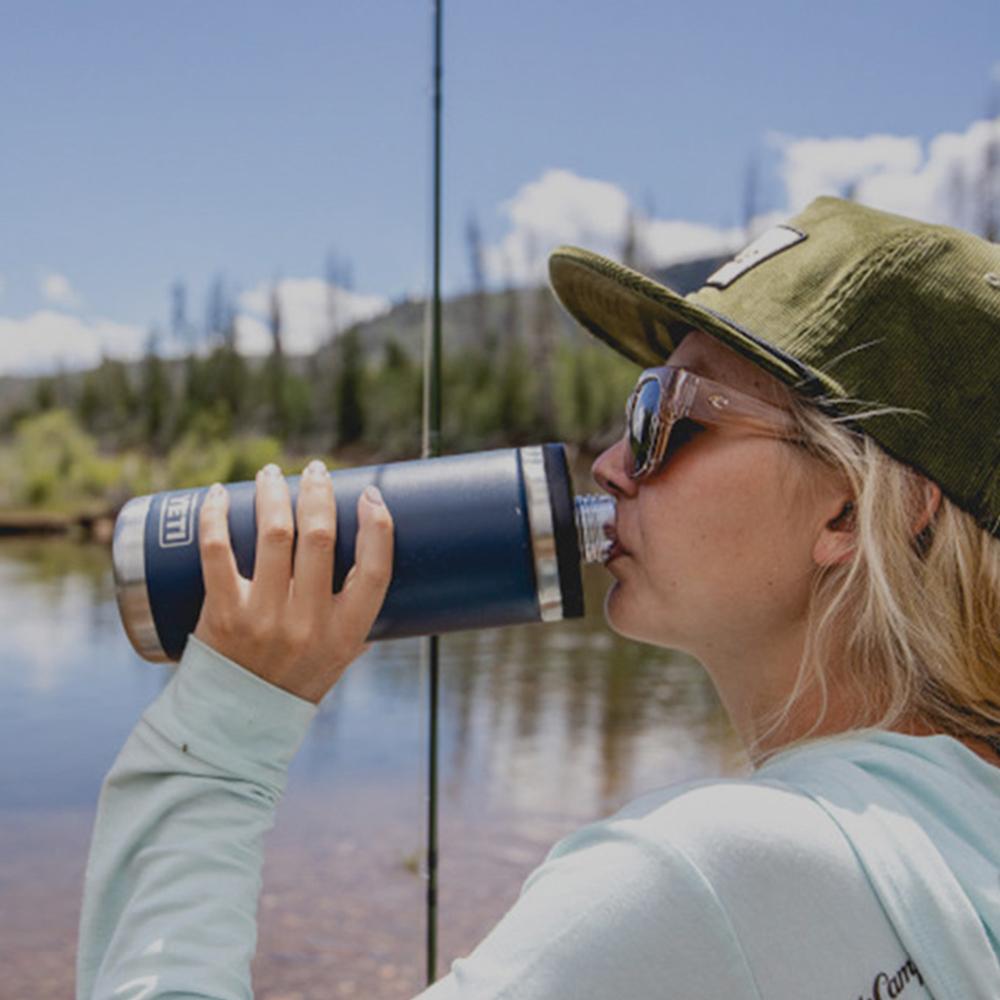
[549,196,1000,537]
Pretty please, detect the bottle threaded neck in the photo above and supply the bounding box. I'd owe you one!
[573,494,617,564]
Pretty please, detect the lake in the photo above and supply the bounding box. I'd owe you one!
[0,536,744,999]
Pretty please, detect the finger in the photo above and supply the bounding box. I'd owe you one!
[198,483,241,605]
[333,485,394,645]
[251,463,295,607]
[291,459,337,619]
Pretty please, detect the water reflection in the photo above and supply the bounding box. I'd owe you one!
[0,539,171,809]
[0,539,743,817]
[0,536,746,1000]
[0,536,113,589]
[433,569,743,819]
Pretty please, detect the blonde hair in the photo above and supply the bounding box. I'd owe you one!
[755,394,1000,761]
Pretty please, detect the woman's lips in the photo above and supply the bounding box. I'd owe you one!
[604,540,625,563]
[602,524,627,564]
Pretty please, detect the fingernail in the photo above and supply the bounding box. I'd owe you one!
[262,463,282,480]
[364,484,384,506]
[208,482,225,500]
[306,459,327,478]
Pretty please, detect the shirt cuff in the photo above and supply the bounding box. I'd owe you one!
[141,634,319,790]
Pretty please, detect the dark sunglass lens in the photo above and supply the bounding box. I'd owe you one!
[629,379,661,473]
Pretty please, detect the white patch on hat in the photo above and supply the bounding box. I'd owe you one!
[705,224,807,289]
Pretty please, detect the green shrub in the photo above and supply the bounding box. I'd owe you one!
[4,409,121,511]
[166,430,283,489]
[227,436,284,482]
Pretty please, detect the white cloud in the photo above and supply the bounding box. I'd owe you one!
[771,132,924,212]
[482,169,631,285]
[482,112,1000,294]
[0,311,146,374]
[7,112,996,376]
[642,218,745,266]
[772,117,1000,228]
[233,312,272,356]
[39,272,82,309]
[0,274,390,375]
[483,168,742,285]
[235,277,389,356]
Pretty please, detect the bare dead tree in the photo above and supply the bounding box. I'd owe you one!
[947,161,968,232]
[325,249,359,448]
[222,282,239,352]
[170,280,193,349]
[325,250,354,343]
[743,154,760,243]
[205,274,230,348]
[269,280,284,360]
[465,210,490,347]
[622,208,642,272]
[527,232,557,438]
[465,210,486,294]
[267,279,289,437]
[976,85,1000,242]
[502,252,519,346]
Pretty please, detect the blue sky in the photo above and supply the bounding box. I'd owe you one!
[1,0,998,371]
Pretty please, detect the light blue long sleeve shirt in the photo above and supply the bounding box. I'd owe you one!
[77,637,1000,999]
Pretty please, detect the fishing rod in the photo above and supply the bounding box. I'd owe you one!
[108,3,611,985]
[422,0,444,984]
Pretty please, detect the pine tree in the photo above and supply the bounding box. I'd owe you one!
[336,325,365,447]
[266,280,289,438]
[140,328,171,451]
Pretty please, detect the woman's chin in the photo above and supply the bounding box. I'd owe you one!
[602,582,649,643]
[602,581,680,649]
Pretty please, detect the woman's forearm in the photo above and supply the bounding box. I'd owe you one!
[76,636,317,1000]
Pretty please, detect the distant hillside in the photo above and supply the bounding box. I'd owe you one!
[651,253,730,294]
[313,250,731,367]
[0,252,729,418]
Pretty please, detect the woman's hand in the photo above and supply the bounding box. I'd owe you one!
[192,460,394,704]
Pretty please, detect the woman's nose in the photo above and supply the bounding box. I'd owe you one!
[591,438,638,499]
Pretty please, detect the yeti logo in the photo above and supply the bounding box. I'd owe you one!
[159,493,196,548]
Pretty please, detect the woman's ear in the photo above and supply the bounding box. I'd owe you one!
[813,497,856,568]
[812,481,942,569]
[913,480,942,536]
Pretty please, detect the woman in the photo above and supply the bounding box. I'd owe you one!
[77,197,1000,998]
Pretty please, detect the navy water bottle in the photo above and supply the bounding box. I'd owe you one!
[113,444,616,662]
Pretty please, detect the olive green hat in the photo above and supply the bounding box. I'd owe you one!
[548,196,1000,537]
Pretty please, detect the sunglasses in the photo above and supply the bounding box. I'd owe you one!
[624,365,800,480]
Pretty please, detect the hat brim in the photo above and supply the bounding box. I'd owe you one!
[548,245,839,399]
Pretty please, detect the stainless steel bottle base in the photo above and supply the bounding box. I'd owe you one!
[113,495,168,662]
